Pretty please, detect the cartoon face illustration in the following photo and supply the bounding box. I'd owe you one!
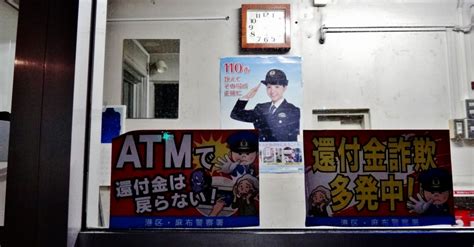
[419,168,452,205]
[230,151,257,165]
[311,191,327,205]
[309,186,330,206]
[226,131,258,166]
[233,174,259,198]
[237,180,253,196]
[423,190,450,205]
[190,169,210,193]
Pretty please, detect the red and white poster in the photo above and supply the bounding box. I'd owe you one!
[304,130,455,226]
[110,129,259,228]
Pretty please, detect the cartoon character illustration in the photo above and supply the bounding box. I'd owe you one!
[190,168,212,193]
[215,130,258,178]
[194,131,260,217]
[207,185,235,217]
[308,186,332,217]
[407,168,452,216]
[231,174,259,216]
[191,168,237,217]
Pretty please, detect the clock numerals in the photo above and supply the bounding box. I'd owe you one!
[253,12,275,19]
[245,9,286,44]
[241,4,290,49]
[255,37,276,43]
[263,12,275,18]
[255,12,274,18]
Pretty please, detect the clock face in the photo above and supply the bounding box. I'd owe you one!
[241,4,291,50]
[246,9,286,44]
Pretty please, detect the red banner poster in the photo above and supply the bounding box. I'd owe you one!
[110,129,259,228]
[304,130,455,226]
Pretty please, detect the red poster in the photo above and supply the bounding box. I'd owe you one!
[110,129,259,228]
[304,130,454,226]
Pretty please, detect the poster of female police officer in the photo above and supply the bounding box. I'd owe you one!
[220,56,302,173]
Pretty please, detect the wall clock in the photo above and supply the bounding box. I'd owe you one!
[241,4,291,50]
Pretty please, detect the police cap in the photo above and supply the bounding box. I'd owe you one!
[227,131,258,153]
[261,69,288,86]
[419,168,452,192]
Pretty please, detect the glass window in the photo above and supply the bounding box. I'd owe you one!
[0,0,18,226]
[154,83,179,118]
[122,39,180,119]
[85,0,474,229]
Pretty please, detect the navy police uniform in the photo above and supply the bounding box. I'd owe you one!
[227,130,259,153]
[230,69,300,142]
[212,131,259,207]
[226,131,258,177]
[419,168,452,193]
[419,168,452,216]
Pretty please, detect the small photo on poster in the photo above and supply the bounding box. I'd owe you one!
[259,142,303,173]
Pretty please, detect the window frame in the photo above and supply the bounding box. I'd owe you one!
[4,0,474,246]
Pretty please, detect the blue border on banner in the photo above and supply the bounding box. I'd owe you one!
[306,216,454,227]
[110,216,259,228]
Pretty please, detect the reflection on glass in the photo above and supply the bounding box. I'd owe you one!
[122,39,179,119]
[0,0,18,226]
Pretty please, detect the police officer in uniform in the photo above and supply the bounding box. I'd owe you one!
[215,130,258,177]
[407,168,452,216]
[230,69,300,142]
[210,131,259,216]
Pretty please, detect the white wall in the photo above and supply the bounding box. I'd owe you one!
[104,6,240,128]
[452,2,474,192]
[91,0,474,228]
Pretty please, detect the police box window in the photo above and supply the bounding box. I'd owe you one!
[122,39,180,119]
